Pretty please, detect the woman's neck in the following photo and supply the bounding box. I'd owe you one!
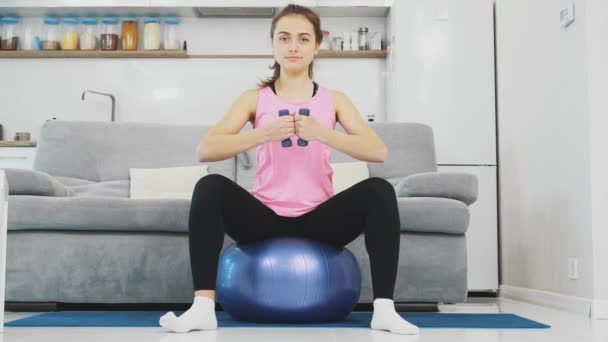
[274,75,314,101]
[275,77,313,91]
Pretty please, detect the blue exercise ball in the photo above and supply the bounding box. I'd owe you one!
[216,237,361,323]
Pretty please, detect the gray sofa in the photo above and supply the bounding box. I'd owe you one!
[2,120,477,306]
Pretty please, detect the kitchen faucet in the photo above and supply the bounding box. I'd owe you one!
[82,90,116,122]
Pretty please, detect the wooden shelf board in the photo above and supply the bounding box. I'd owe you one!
[0,50,386,59]
[0,141,37,147]
[0,50,188,58]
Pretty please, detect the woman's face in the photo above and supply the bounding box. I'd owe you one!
[272,14,320,75]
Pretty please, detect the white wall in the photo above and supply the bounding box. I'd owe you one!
[0,16,387,141]
[586,0,608,306]
[496,0,594,299]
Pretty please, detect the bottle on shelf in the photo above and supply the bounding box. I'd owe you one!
[1,17,20,50]
[163,17,181,51]
[100,17,119,51]
[42,17,61,50]
[80,17,98,50]
[143,17,161,51]
[61,17,80,51]
[121,17,138,51]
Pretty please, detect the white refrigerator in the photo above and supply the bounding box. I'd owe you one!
[386,0,499,292]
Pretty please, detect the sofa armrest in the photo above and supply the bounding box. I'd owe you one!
[1,170,7,203]
[394,172,478,205]
[3,168,74,197]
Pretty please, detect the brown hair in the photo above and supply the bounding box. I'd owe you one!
[258,4,322,89]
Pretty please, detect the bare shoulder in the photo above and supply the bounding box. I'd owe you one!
[242,88,260,108]
[331,89,356,116]
[330,89,346,103]
[329,89,349,112]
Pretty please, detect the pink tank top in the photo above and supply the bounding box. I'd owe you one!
[249,84,336,217]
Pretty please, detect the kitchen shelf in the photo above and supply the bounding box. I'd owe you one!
[0,141,37,147]
[0,50,189,58]
[0,50,386,59]
[188,50,387,58]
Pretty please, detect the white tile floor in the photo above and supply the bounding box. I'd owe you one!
[1,298,607,342]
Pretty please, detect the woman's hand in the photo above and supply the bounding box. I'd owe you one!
[262,114,296,143]
[294,113,328,142]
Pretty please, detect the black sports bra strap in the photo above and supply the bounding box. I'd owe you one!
[270,81,318,97]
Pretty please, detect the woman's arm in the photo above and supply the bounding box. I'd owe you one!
[318,90,388,163]
[197,89,268,162]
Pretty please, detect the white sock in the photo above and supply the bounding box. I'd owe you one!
[159,296,218,333]
[370,298,420,335]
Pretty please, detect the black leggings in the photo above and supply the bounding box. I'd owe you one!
[188,173,401,300]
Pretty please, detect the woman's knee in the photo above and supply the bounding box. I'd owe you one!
[192,174,232,198]
[362,177,396,200]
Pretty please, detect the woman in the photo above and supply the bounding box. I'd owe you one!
[160,4,419,335]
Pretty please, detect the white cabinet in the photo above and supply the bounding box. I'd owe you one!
[0,147,36,170]
[437,165,499,291]
[388,0,499,292]
[387,0,496,165]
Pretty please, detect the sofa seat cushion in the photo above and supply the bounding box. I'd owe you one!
[60,177,130,198]
[8,194,468,235]
[8,196,190,232]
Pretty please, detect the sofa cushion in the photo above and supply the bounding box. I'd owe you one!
[129,165,209,199]
[331,161,369,194]
[4,168,74,197]
[8,196,191,232]
[33,120,235,182]
[68,180,130,198]
[338,122,438,179]
[8,194,467,235]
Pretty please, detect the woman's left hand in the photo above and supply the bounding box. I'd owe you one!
[294,113,327,142]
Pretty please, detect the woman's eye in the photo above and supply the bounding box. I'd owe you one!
[301,38,309,42]
[280,37,288,41]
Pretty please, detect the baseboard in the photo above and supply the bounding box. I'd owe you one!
[592,299,608,319]
[500,285,592,316]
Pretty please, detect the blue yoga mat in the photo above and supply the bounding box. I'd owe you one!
[5,311,550,329]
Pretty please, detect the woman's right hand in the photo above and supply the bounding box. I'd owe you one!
[262,113,296,143]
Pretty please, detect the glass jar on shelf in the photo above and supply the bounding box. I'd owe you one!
[143,17,161,50]
[1,17,21,50]
[100,17,119,51]
[42,17,61,50]
[80,17,98,50]
[162,17,181,50]
[21,19,41,50]
[61,17,80,50]
[121,17,139,51]
[357,26,369,51]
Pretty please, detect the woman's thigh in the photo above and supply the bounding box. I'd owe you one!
[195,174,284,243]
[293,177,394,246]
